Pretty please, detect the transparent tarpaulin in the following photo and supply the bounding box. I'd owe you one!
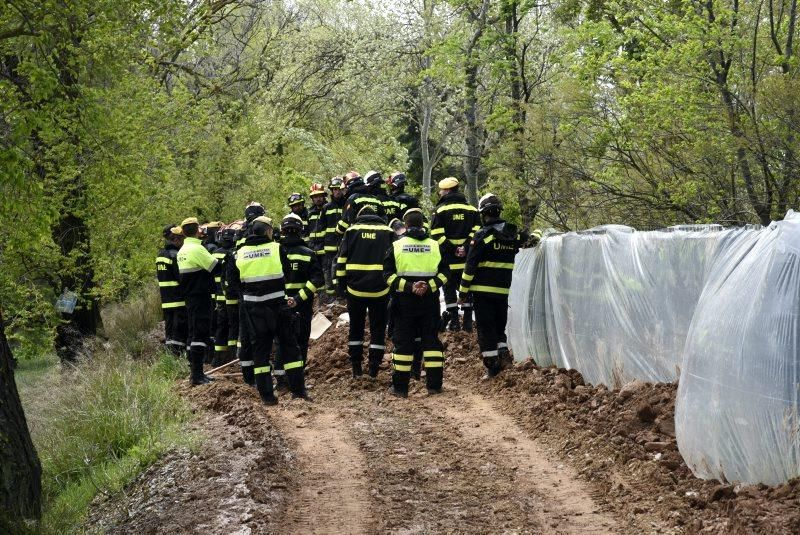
[508,215,800,484]
[676,212,800,485]
[509,224,725,386]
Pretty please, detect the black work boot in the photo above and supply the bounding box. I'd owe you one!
[462,309,473,332]
[287,369,311,401]
[274,374,289,393]
[448,312,461,332]
[368,352,382,378]
[190,354,206,385]
[242,365,255,386]
[438,311,449,333]
[255,374,278,405]
[481,356,501,381]
[425,367,443,394]
[351,359,363,378]
[498,347,513,370]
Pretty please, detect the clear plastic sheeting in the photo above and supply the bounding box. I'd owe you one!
[508,215,800,484]
[676,212,800,485]
[508,224,726,386]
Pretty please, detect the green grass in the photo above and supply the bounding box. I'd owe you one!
[15,286,195,534]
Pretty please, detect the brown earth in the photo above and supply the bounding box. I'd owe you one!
[90,312,800,534]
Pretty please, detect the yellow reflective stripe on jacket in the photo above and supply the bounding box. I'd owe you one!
[436,203,477,213]
[225,299,239,305]
[447,238,468,245]
[462,272,474,281]
[286,282,306,289]
[346,263,383,271]
[287,254,312,262]
[470,284,510,295]
[347,286,389,298]
[484,234,495,244]
[156,256,173,264]
[478,261,515,269]
[450,263,465,270]
[159,281,179,287]
[161,301,186,309]
[349,223,391,232]
[430,228,445,235]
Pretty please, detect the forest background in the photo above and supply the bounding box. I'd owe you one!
[3,0,800,357]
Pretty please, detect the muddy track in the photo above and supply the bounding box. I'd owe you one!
[273,406,373,534]
[89,320,800,534]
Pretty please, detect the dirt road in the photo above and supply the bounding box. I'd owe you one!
[90,325,800,534]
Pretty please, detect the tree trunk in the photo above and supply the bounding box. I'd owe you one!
[420,97,434,201]
[463,56,480,206]
[0,308,42,523]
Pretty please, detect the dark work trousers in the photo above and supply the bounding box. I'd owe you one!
[347,294,389,374]
[391,294,443,393]
[442,265,473,324]
[208,299,217,364]
[238,303,254,385]
[226,302,239,361]
[387,298,422,378]
[240,300,305,400]
[323,253,337,297]
[186,294,213,382]
[212,303,229,366]
[163,306,188,357]
[295,300,313,363]
[472,293,509,359]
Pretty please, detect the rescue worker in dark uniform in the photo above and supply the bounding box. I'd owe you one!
[336,205,393,378]
[177,217,218,385]
[287,193,310,237]
[459,194,526,379]
[384,209,450,397]
[280,214,324,363]
[227,216,308,403]
[157,224,187,356]
[430,177,480,332]
[385,172,420,222]
[318,176,346,300]
[337,170,388,235]
[234,203,268,384]
[211,224,235,366]
[221,222,244,369]
[202,221,223,363]
[308,183,326,263]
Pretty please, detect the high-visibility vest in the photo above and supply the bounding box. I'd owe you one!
[393,236,441,278]
[236,242,282,283]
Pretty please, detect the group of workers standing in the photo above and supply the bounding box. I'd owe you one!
[156,170,536,403]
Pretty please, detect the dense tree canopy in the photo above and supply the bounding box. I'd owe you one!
[2,0,799,354]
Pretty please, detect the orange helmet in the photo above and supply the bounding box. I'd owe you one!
[309,182,326,196]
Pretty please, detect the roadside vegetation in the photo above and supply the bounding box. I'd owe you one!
[16,290,195,534]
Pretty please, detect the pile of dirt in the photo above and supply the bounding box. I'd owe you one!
[435,331,800,533]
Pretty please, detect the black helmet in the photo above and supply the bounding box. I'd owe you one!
[281,213,304,233]
[387,172,407,190]
[162,224,177,238]
[218,226,237,247]
[478,193,503,214]
[364,170,383,188]
[287,192,304,206]
[244,202,265,222]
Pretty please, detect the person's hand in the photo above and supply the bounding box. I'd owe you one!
[412,281,429,296]
[455,246,466,257]
[286,297,297,308]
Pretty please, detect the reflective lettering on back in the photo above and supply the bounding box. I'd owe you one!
[402,244,431,254]
[243,249,272,259]
[361,232,376,239]
[453,213,465,220]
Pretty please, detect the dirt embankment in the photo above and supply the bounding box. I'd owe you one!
[90,311,800,534]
